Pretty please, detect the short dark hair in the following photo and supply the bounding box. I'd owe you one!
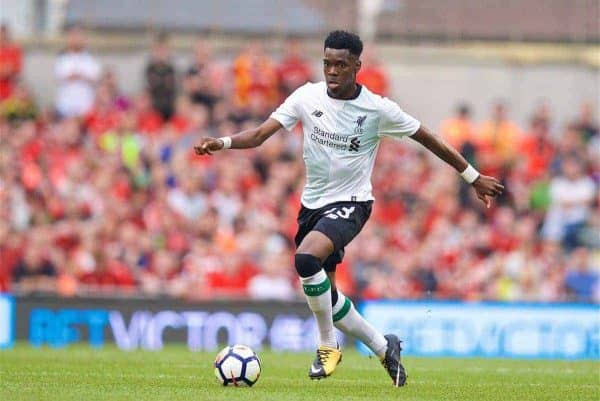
[457,103,471,117]
[324,30,363,57]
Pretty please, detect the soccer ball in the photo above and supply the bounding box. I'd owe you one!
[214,344,261,387]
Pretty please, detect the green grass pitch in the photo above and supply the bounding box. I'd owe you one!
[1,344,598,401]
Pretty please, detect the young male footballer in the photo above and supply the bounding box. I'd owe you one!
[195,30,504,386]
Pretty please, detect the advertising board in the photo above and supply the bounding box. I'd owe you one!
[0,294,14,349]
[15,296,343,351]
[359,301,600,359]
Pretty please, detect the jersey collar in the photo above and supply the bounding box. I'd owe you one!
[326,84,362,101]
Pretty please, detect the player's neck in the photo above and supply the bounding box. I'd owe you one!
[327,83,361,100]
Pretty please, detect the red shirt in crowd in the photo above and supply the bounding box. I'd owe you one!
[137,109,163,135]
[0,245,22,292]
[205,261,257,297]
[0,43,22,100]
[277,55,312,98]
[169,114,192,135]
[520,134,555,181]
[78,260,136,288]
[357,65,389,97]
[84,108,122,137]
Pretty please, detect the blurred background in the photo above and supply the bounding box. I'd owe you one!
[0,0,598,355]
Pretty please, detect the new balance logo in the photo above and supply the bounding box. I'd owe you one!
[348,137,360,152]
[312,110,324,117]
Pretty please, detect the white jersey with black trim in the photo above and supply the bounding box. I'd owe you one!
[270,81,420,209]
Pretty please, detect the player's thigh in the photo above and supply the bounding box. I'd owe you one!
[294,204,321,247]
[296,230,335,262]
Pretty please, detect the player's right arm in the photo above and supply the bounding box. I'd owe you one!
[196,83,305,155]
[194,118,283,155]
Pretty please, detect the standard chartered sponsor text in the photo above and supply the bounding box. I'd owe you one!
[311,126,348,150]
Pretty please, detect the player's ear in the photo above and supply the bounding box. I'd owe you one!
[355,58,362,72]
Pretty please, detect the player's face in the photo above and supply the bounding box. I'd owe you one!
[323,48,361,99]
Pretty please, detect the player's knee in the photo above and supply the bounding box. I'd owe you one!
[294,253,322,278]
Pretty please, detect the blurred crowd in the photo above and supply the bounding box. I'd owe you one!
[0,26,598,303]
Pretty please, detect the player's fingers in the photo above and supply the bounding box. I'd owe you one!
[195,142,215,156]
[477,192,490,208]
[200,143,213,155]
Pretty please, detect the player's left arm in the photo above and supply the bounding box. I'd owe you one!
[410,126,504,208]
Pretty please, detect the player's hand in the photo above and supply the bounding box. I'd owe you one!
[472,175,504,208]
[194,138,224,156]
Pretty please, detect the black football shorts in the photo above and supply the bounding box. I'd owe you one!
[294,200,373,272]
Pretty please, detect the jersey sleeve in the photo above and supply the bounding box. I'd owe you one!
[377,97,421,139]
[269,85,304,131]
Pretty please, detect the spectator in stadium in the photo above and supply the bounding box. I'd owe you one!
[564,247,598,302]
[572,102,599,142]
[164,97,186,135]
[232,42,279,109]
[84,83,123,139]
[542,157,596,249]
[12,240,57,294]
[55,25,101,118]
[553,124,588,171]
[140,248,185,297]
[356,46,389,97]
[146,32,176,120]
[477,102,521,166]
[204,252,258,298]
[78,251,137,291]
[0,23,22,100]
[0,226,23,292]
[132,90,164,135]
[276,36,313,99]
[184,38,222,114]
[440,103,476,160]
[99,68,131,111]
[248,248,296,301]
[0,82,37,123]
[578,209,600,249]
[167,172,208,221]
[520,116,555,182]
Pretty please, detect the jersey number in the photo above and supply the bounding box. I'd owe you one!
[324,206,355,220]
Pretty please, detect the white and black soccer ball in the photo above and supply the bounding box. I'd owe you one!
[214,344,261,387]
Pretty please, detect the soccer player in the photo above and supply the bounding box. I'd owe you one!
[195,30,504,386]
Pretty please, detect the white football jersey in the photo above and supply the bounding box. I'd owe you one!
[270,81,420,209]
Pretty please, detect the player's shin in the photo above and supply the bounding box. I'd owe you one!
[332,289,387,358]
[295,253,337,348]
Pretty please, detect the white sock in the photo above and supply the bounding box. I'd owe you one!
[332,290,387,358]
[300,270,337,348]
